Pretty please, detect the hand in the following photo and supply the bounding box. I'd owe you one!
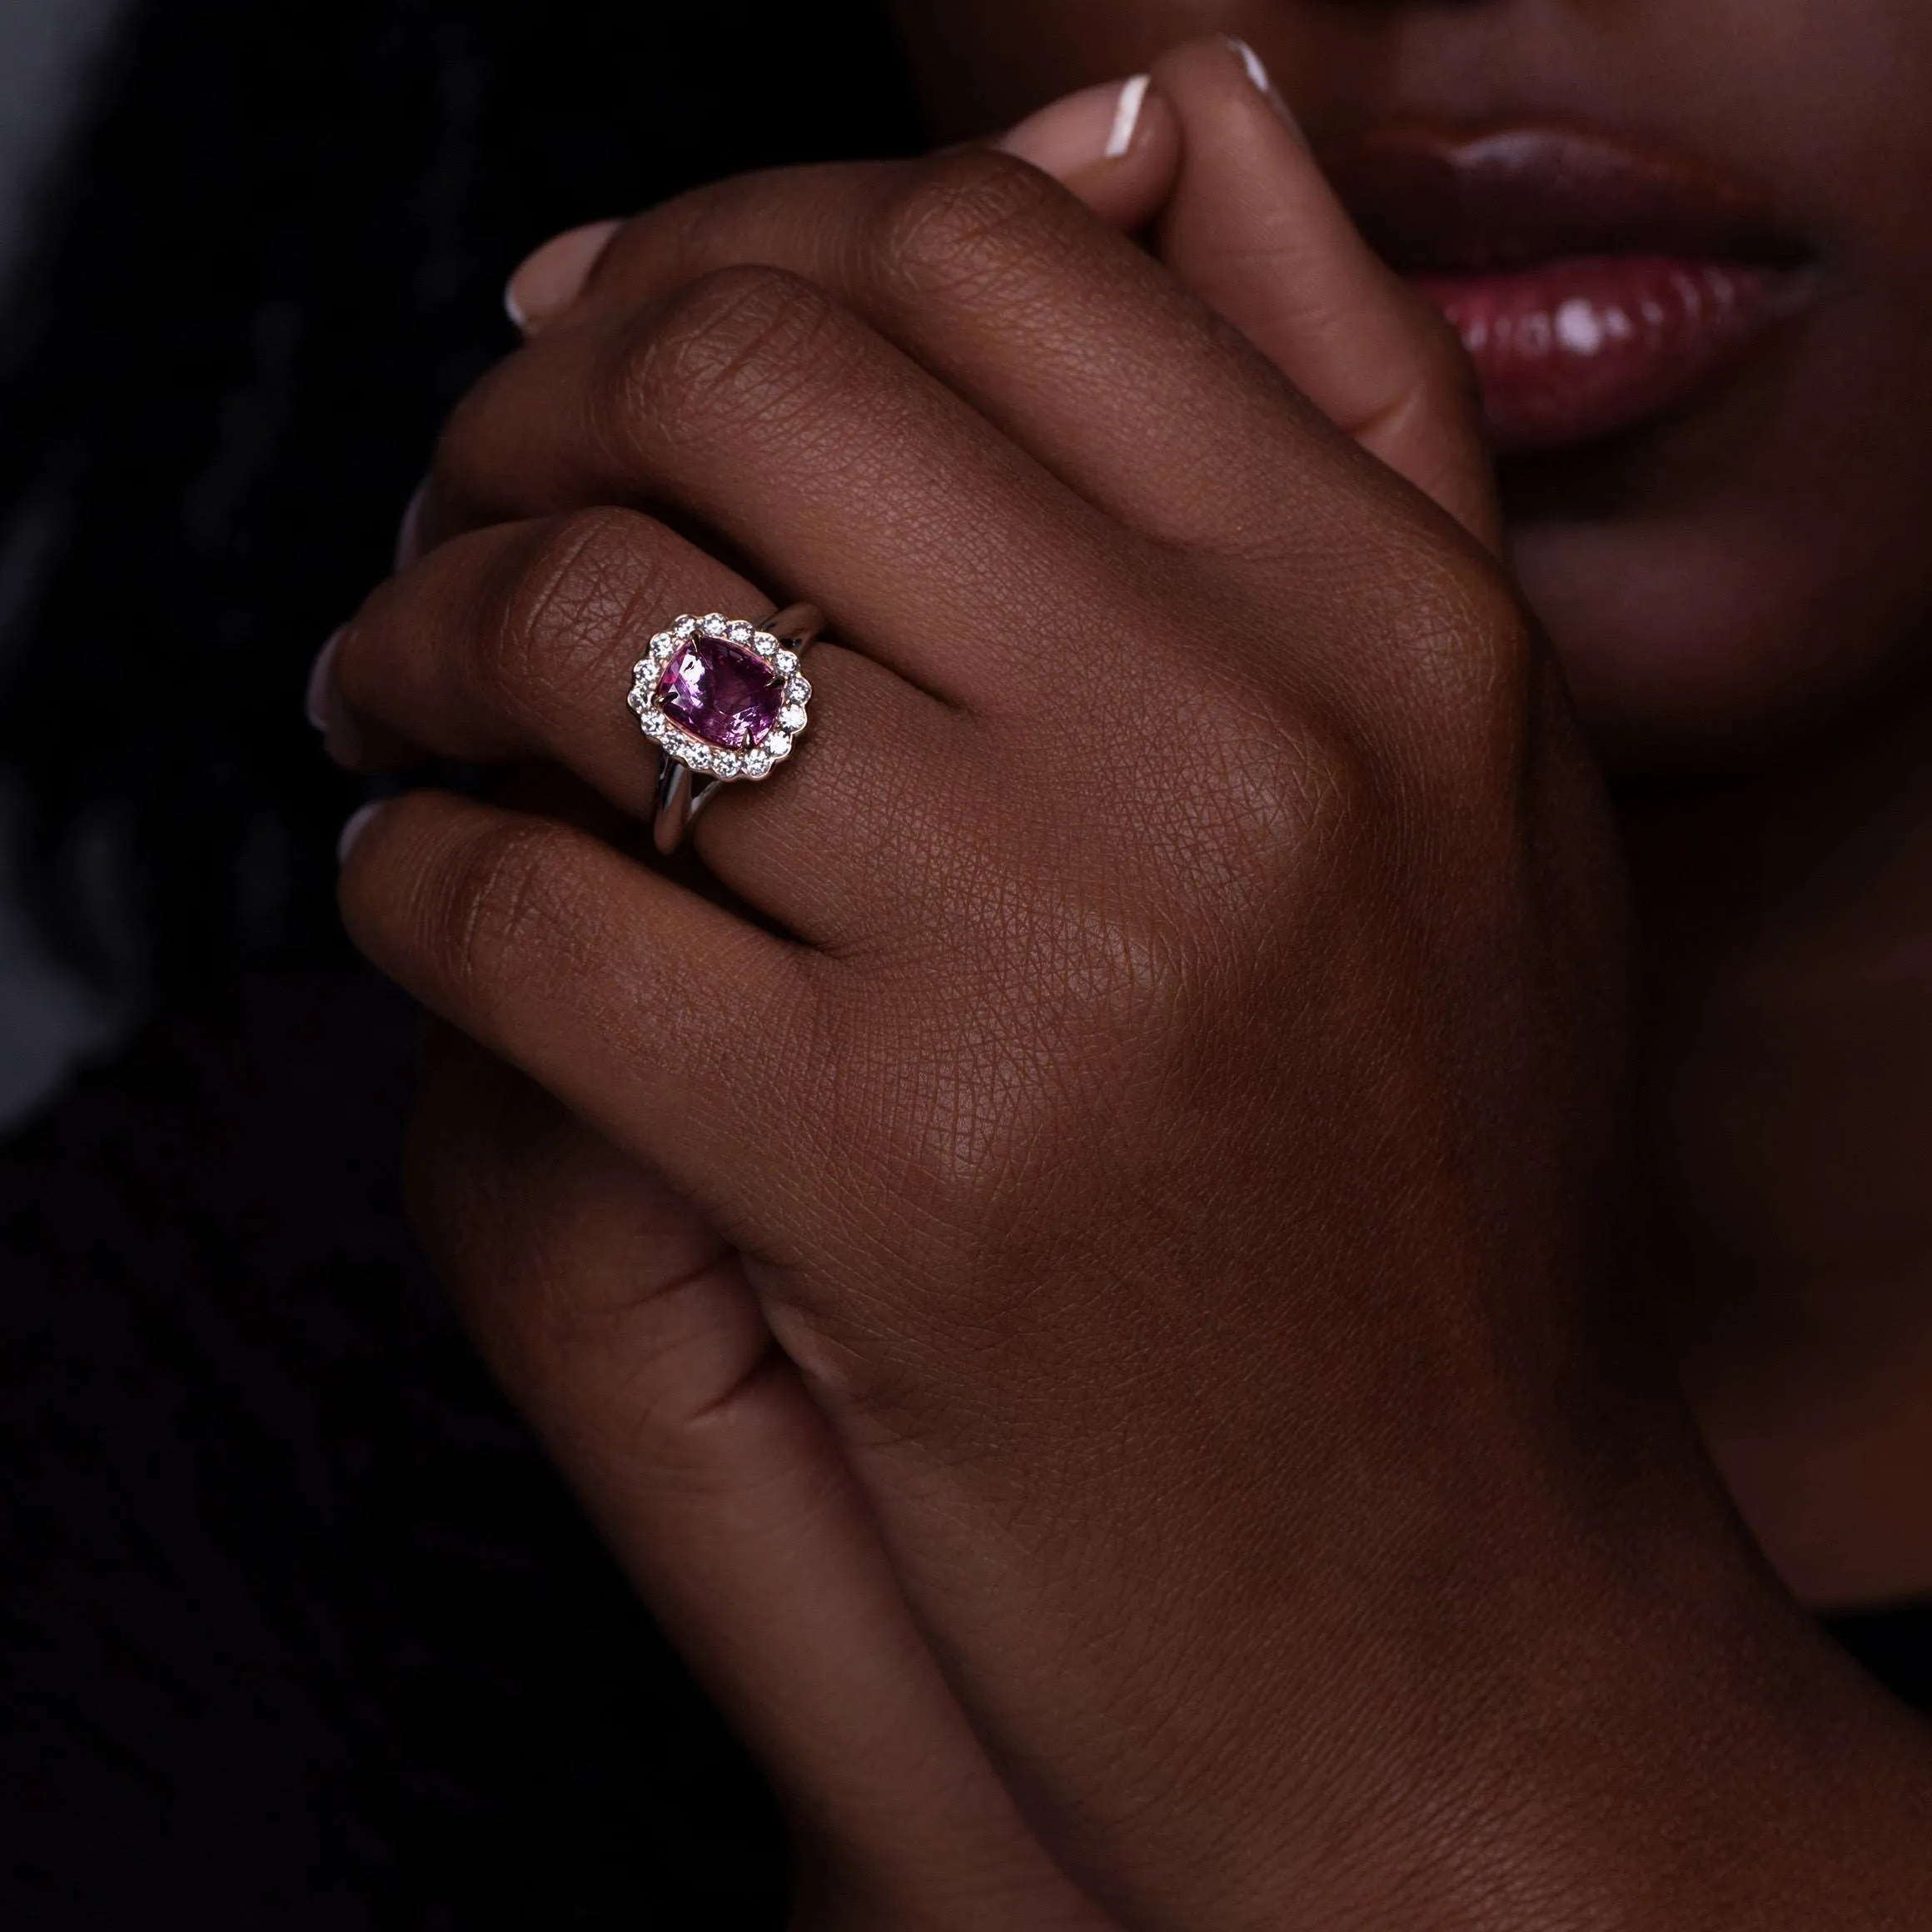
[351,44,1489,1929]
[328,35,1927,1932]
[406,1027,1118,1932]
[390,42,1495,1928]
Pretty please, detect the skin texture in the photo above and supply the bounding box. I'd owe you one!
[899,0,1932,756]
[319,16,1932,1931]
[885,0,1932,1611]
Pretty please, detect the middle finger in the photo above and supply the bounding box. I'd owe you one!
[434,145,1364,566]
[430,256,1135,707]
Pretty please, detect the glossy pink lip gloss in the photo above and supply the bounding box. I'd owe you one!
[1321,124,1815,456]
[1414,255,1789,455]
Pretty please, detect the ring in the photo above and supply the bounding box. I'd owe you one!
[627,603,821,854]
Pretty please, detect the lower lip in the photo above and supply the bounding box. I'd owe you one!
[1411,256,1793,456]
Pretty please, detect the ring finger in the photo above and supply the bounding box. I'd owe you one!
[328,507,973,947]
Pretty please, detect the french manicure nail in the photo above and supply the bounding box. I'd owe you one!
[394,481,426,575]
[306,626,346,734]
[1105,74,1151,160]
[996,75,1152,178]
[308,627,383,769]
[505,218,623,335]
[1221,35,1302,138]
[336,801,385,866]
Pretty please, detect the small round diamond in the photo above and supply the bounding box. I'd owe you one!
[634,615,815,791]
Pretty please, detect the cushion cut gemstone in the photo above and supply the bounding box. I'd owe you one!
[655,635,786,749]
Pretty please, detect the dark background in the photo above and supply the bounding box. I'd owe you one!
[0,5,1923,1926]
[0,3,921,1924]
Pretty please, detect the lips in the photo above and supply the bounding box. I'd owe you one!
[1320,127,1815,456]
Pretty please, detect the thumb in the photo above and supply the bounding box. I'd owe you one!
[407,1029,1118,1932]
[1151,37,1501,551]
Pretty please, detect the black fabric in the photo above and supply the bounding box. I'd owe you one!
[0,0,922,1003]
[0,5,913,1920]
[1825,1601,1932,1718]
[0,972,786,1929]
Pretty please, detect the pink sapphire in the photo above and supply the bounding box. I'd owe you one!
[655,635,786,749]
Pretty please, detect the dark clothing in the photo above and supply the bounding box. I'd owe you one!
[1829,1601,1932,1719]
[0,970,1925,1925]
[0,972,784,1928]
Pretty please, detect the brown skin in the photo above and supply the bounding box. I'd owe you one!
[318,14,1932,1931]
[894,0,1932,1609]
[907,0,1932,751]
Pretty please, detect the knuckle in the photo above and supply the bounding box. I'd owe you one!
[865,147,1065,304]
[1133,626,1378,887]
[1394,551,1540,772]
[1315,522,1538,768]
[1309,540,1546,844]
[1208,706,1378,891]
[428,815,595,1019]
[1103,660,1388,937]
[598,264,848,456]
[485,507,655,698]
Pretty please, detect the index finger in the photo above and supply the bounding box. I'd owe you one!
[431,122,1392,566]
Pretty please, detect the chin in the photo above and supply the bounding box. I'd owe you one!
[1494,370,1932,771]
[1510,517,1850,768]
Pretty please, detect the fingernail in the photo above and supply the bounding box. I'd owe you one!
[996,75,1152,177]
[308,627,384,770]
[394,481,426,574]
[336,801,385,866]
[306,626,346,734]
[505,218,622,335]
[1105,75,1152,160]
[1221,36,1302,138]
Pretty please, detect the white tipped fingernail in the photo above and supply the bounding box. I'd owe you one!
[1226,34,1269,93]
[336,801,385,866]
[997,75,1153,178]
[1104,74,1150,160]
[1222,36,1302,138]
[306,626,345,734]
[394,481,427,574]
[505,219,622,336]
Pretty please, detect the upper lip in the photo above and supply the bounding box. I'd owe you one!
[1315,124,1811,278]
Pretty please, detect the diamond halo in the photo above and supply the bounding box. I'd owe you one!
[628,612,813,784]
